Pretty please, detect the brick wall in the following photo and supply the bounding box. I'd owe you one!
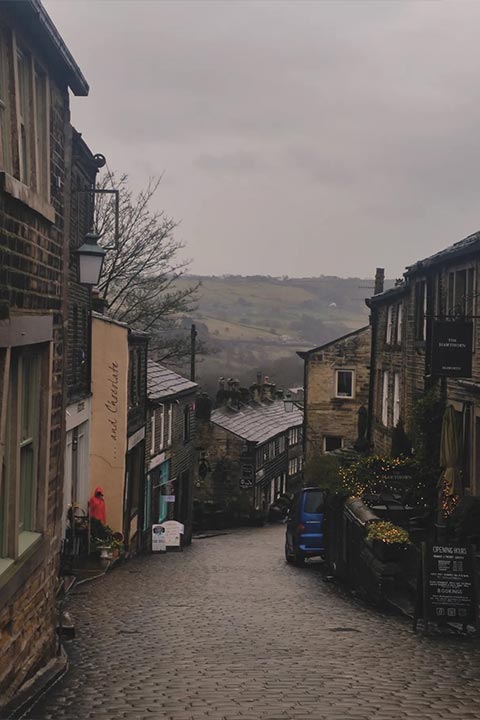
[0,19,75,708]
[66,131,96,404]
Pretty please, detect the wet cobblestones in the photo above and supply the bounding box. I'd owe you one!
[26,525,480,719]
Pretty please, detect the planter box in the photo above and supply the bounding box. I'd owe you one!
[369,539,410,563]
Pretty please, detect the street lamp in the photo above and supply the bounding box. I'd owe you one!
[284,393,294,413]
[76,231,106,286]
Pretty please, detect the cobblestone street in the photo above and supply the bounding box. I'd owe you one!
[28,525,480,720]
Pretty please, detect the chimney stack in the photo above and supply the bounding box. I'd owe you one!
[374,268,385,295]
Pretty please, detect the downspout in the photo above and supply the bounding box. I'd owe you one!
[366,298,376,450]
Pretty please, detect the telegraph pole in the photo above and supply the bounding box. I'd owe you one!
[190,323,197,382]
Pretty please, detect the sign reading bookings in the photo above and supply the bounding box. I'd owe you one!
[431,321,473,378]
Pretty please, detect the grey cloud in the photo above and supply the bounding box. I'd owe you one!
[46,0,480,278]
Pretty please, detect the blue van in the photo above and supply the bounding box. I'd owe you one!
[285,487,325,566]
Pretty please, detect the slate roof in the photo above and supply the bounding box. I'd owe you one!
[297,325,370,359]
[407,230,480,274]
[211,400,303,445]
[147,361,197,401]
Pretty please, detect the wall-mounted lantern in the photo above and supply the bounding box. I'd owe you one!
[76,231,106,286]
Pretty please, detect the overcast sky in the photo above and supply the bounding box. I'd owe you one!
[46,0,480,279]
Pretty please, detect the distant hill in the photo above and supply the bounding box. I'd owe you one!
[174,274,391,396]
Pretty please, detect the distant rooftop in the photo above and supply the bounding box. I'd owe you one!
[211,400,303,445]
[148,361,197,401]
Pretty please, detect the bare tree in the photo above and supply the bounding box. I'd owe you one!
[94,173,200,363]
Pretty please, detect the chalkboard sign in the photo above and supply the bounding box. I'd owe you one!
[414,542,478,632]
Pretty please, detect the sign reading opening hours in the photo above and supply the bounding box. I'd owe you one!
[415,542,478,632]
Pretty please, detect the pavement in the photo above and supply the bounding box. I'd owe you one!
[25,524,480,720]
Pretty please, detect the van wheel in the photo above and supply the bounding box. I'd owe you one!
[285,542,294,564]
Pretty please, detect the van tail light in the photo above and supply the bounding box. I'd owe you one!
[297,523,305,532]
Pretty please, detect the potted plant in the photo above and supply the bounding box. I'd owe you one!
[366,520,411,562]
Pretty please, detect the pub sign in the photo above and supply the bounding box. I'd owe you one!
[431,321,473,378]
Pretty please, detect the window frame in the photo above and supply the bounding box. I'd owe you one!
[0,344,50,572]
[323,435,343,452]
[385,305,394,345]
[382,371,389,427]
[335,369,355,399]
[393,373,401,428]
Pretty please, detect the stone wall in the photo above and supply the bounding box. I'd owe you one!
[304,327,371,463]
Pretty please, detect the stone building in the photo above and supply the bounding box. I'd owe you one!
[367,230,480,495]
[194,378,303,522]
[146,361,198,546]
[299,326,371,464]
[0,1,89,708]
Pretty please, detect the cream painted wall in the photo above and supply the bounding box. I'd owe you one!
[90,317,129,533]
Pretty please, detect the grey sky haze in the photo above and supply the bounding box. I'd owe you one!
[46,0,480,278]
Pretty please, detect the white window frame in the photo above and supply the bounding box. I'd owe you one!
[386,305,394,345]
[0,28,11,173]
[396,303,403,345]
[393,373,401,427]
[167,404,173,446]
[382,371,389,427]
[150,412,155,455]
[335,369,355,399]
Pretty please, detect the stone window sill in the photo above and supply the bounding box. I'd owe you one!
[0,534,47,605]
[0,171,55,223]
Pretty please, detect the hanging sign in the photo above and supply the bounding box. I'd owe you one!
[152,524,166,553]
[414,542,478,632]
[431,321,473,377]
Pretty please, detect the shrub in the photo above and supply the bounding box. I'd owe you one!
[366,521,411,545]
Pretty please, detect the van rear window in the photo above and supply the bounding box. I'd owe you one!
[304,491,324,514]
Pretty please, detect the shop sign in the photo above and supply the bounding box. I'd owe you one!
[431,321,473,377]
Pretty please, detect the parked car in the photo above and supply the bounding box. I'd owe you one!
[285,487,325,566]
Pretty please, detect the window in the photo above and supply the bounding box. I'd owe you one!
[150,413,155,455]
[288,457,299,476]
[1,348,45,568]
[382,371,389,426]
[183,405,191,443]
[447,267,475,318]
[288,427,299,447]
[304,490,325,514]
[0,29,11,173]
[324,436,343,452]
[166,404,173,446]
[15,47,30,184]
[335,370,354,398]
[396,303,403,344]
[278,435,286,453]
[33,65,48,199]
[393,373,401,427]
[386,305,394,345]
[415,280,427,341]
